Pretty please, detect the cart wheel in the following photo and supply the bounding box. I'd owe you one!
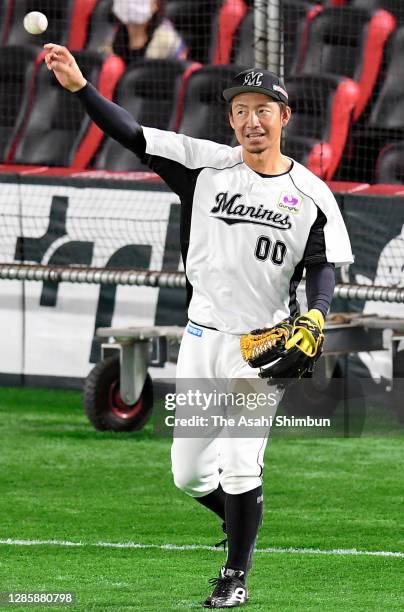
[84,356,153,432]
[282,362,345,418]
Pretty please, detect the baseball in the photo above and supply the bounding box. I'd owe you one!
[23,11,48,35]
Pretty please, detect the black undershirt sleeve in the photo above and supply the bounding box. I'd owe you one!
[303,206,336,317]
[305,262,336,318]
[75,81,147,159]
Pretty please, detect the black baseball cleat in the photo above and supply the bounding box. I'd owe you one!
[203,567,248,608]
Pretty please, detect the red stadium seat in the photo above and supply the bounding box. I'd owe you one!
[0,45,42,163]
[375,142,404,183]
[284,74,360,179]
[93,58,197,171]
[176,65,246,145]
[4,0,75,47]
[296,6,396,120]
[7,51,124,167]
[68,0,100,50]
[353,1,404,25]
[210,0,248,65]
[81,0,117,53]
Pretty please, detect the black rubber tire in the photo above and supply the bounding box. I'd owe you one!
[83,356,153,432]
[282,362,345,418]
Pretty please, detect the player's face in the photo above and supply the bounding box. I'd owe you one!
[229,92,290,154]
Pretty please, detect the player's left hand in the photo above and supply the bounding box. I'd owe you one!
[284,309,324,356]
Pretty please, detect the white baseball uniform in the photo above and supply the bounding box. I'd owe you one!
[142,128,354,496]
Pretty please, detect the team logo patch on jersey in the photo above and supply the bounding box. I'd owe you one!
[187,323,203,337]
[277,192,302,214]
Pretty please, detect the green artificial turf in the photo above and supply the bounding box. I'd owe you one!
[0,386,403,611]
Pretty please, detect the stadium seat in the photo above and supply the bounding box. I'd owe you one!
[165,0,222,63]
[82,0,117,53]
[283,74,360,179]
[67,0,101,50]
[5,0,75,47]
[0,45,41,163]
[210,0,248,65]
[296,6,396,120]
[231,8,254,67]
[368,27,404,133]
[7,51,125,167]
[176,65,246,145]
[0,0,12,45]
[283,137,334,179]
[94,58,198,171]
[352,1,404,25]
[375,142,404,183]
[281,0,323,76]
[348,26,404,182]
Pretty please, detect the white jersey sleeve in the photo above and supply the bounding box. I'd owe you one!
[142,127,242,169]
[290,162,354,267]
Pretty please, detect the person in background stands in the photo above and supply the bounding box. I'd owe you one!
[111,0,187,64]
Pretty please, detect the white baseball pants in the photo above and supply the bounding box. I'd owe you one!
[171,322,282,496]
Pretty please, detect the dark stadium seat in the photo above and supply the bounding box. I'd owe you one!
[375,142,404,183]
[0,0,12,45]
[281,0,323,76]
[283,74,360,179]
[368,27,404,133]
[82,0,117,53]
[165,0,222,63]
[210,0,248,65]
[94,58,197,171]
[231,8,254,67]
[5,0,75,47]
[296,6,396,120]
[8,51,125,167]
[176,65,246,145]
[348,26,404,182]
[0,45,40,163]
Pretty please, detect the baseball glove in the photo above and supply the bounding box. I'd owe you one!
[240,310,325,380]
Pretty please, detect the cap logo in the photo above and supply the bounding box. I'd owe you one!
[273,84,288,99]
[243,71,263,87]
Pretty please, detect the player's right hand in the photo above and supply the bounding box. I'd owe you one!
[43,44,87,93]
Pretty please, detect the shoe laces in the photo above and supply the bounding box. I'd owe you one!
[208,575,239,598]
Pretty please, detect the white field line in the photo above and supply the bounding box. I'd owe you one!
[0,539,403,558]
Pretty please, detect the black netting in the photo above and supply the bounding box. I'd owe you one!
[0,1,403,183]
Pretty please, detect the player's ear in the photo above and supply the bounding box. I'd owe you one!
[281,104,291,128]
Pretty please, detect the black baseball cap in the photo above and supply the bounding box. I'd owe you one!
[222,68,289,105]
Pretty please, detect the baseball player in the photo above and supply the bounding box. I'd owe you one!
[44,44,353,609]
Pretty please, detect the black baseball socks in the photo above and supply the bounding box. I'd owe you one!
[224,485,263,578]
